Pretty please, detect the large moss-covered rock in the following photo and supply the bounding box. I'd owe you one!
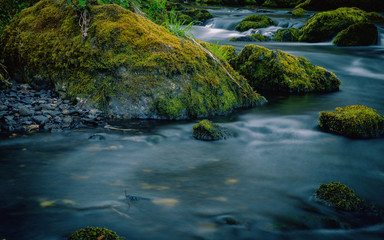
[333,23,378,46]
[232,44,341,93]
[298,7,371,42]
[0,0,266,120]
[235,15,277,32]
[192,119,229,141]
[262,0,300,8]
[318,105,384,138]
[69,227,121,240]
[316,182,361,211]
[295,0,384,12]
[273,28,299,41]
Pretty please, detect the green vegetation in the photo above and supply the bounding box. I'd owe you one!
[235,15,277,32]
[232,44,341,93]
[1,0,265,119]
[273,28,299,41]
[298,7,370,42]
[192,119,229,141]
[318,105,384,138]
[291,7,306,17]
[193,0,261,6]
[316,182,361,211]
[163,9,195,38]
[68,227,121,240]
[333,23,378,46]
[295,0,384,12]
[262,0,300,8]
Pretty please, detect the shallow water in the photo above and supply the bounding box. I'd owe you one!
[1,7,384,240]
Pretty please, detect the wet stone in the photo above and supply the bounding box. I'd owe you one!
[32,115,49,125]
[19,106,34,116]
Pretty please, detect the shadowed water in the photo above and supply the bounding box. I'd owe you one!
[1,7,384,240]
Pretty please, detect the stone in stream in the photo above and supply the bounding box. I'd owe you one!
[32,115,49,125]
[192,119,230,141]
[333,23,378,46]
[19,106,34,116]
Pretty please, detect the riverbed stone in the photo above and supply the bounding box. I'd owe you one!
[235,14,277,32]
[318,105,384,138]
[232,44,341,93]
[32,115,49,125]
[192,119,230,141]
[19,106,33,116]
[1,0,265,120]
[333,23,378,46]
[273,28,299,42]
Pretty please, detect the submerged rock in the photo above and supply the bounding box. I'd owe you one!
[235,14,277,32]
[273,28,299,42]
[333,23,378,46]
[298,7,371,42]
[69,227,120,240]
[295,0,384,12]
[1,0,265,120]
[318,105,384,138]
[192,119,230,141]
[232,44,341,93]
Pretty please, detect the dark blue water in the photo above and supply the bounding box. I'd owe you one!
[1,7,384,240]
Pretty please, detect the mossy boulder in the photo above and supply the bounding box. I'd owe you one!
[291,7,306,17]
[298,7,371,42]
[232,44,341,93]
[0,0,266,120]
[235,15,277,32]
[318,105,384,138]
[230,33,267,42]
[166,2,214,25]
[333,23,378,46]
[262,0,300,8]
[366,12,384,24]
[273,28,299,41]
[316,182,361,211]
[295,0,384,12]
[68,227,121,240]
[192,119,229,141]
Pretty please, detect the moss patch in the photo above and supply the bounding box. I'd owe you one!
[316,182,361,211]
[166,2,214,25]
[292,7,306,17]
[235,14,277,32]
[1,0,266,119]
[192,119,229,141]
[262,0,300,8]
[318,105,384,138]
[273,28,299,41]
[298,7,371,42]
[232,44,341,93]
[69,227,121,240]
[296,0,384,12]
[333,23,378,46]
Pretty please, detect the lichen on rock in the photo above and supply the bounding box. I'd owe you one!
[298,7,371,42]
[0,0,266,120]
[192,119,230,141]
[232,44,341,93]
[235,14,277,32]
[318,105,384,138]
[316,182,361,211]
[333,23,378,46]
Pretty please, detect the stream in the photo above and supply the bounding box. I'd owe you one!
[1,6,384,240]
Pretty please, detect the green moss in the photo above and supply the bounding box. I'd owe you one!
[333,23,378,46]
[1,0,266,119]
[235,15,277,32]
[251,33,266,41]
[298,7,370,42]
[192,119,229,141]
[273,28,299,41]
[366,12,384,23]
[68,227,120,240]
[318,105,384,138]
[316,182,361,211]
[232,44,341,93]
[292,7,306,17]
[262,0,300,8]
[295,0,384,12]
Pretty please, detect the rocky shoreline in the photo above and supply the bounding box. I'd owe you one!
[0,81,106,134]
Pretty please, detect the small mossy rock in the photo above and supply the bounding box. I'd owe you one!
[233,44,341,93]
[333,23,378,46]
[318,105,384,138]
[366,12,384,23]
[291,7,306,17]
[295,0,384,12]
[235,15,277,32]
[262,0,299,8]
[167,2,214,25]
[273,28,299,41]
[316,182,361,211]
[0,0,266,120]
[68,227,120,240]
[229,33,266,42]
[298,7,370,42]
[192,119,229,141]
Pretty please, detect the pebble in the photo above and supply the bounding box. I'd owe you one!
[0,81,106,133]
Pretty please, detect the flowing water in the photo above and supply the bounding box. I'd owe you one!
[1,7,384,240]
